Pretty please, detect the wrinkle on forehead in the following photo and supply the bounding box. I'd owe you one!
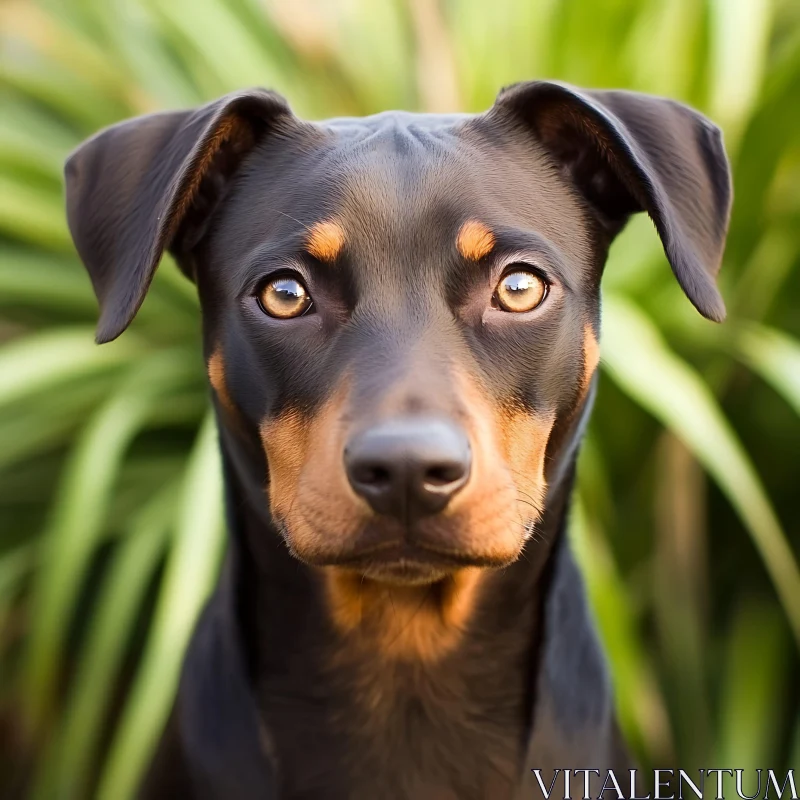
[334,140,462,236]
[213,114,597,284]
[318,123,594,269]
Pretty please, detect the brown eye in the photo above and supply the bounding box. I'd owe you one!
[494,269,547,313]
[258,276,313,319]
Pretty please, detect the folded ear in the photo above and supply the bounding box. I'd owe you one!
[492,81,732,322]
[65,90,294,342]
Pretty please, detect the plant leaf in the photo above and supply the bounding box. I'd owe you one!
[732,323,800,417]
[33,483,176,800]
[716,600,787,769]
[601,293,800,646]
[0,329,137,407]
[570,492,674,766]
[96,414,225,800]
[21,351,197,730]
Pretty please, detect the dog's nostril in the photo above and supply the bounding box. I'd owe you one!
[423,462,467,488]
[355,464,392,487]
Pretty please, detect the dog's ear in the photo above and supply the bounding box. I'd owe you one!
[492,81,732,321]
[65,90,294,343]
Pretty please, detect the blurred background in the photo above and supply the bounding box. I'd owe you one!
[0,0,799,797]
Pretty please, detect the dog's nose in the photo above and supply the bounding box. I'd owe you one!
[344,417,471,522]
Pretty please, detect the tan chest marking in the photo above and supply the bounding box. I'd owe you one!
[325,567,483,664]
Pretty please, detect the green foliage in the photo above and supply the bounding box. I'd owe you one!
[0,0,798,796]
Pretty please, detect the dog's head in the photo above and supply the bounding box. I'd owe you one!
[65,82,730,589]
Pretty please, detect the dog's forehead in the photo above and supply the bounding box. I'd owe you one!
[215,110,595,272]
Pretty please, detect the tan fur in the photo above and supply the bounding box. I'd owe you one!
[495,400,556,523]
[582,322,600,394]
[259,378,365,555]
[306,219,346,261]
[259,407,310,520]
[207,348,243,429]
[260,365,554,665]
[456,220,495,261]
[440,370,554,559]
[325,567,483,663]
[325,371,553,663]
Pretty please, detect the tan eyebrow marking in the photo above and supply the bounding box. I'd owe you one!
[305,220,345,262]
[456,220,495,261]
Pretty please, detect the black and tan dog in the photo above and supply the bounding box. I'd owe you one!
[64,81,731,799]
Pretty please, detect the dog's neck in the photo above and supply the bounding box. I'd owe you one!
[208,394,590,800]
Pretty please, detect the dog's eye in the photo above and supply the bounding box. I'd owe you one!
[258,276,313,319]
[494,268,547,313]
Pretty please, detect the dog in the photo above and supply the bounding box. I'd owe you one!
[64,80,731,799]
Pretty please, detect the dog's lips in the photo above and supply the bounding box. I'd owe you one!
[358,558,451,586]
[299,539,517,585]
[281,500,529,580]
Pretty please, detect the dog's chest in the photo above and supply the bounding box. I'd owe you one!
[261,653,528,800]
[345,670,524,800]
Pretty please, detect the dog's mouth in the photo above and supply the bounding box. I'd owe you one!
[300,539,517,585]
[358,559,451,586]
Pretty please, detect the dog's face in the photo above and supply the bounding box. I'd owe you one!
[65,83,731,589]
[200,115,599,582]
